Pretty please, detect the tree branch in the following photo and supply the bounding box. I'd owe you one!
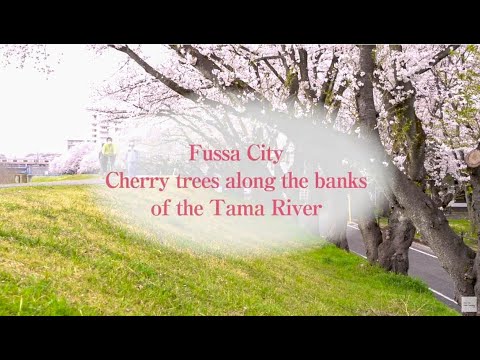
[262,59,285,84]
[109,44,237,113]
[319,51,339,106]
[252,55,283,62]
[171,44,271,107]
[415,45,460,75]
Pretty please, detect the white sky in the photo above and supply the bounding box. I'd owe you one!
[0,45,124,157]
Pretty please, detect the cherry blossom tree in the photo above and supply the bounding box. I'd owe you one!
[49,142,98,175]
[353,45,461,273]
[356,45,479,313]
[6,43,480,312]
[100,44,480,309]
[0,44,57,76]
[92,44,362,249]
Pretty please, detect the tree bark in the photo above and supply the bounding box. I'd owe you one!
[465,184,476,233]
[378,203,415,274]
[325,195,349,251]
[388,163,477,302]
[355,45,416,272]
[356,191,383,263]
[357,213,383,263]
[376,191,390,218]
[357,45,478,307]
[385,45,425,274]
[469,154,480,314]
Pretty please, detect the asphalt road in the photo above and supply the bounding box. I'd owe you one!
[346,222,460,312]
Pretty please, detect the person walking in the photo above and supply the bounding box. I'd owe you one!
[102,137,117,173]
[125,142,139,177]
[99,143,108,176]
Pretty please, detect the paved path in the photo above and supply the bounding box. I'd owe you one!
[346,222,460,312]
[0,179,103,189]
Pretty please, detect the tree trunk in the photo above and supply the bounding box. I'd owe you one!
[470,166,480,235]
[430,182,455,210]
[326,221,349,251]
[469,160,480,314]
[389,163,477,303]
[357,45,477,307]
[378,204,415,274]
[357,213,383,263]
[475,245,480,315]
[376,192,390,218]
[356,191,383,263]
[325,195,349,251]
[465,184,476,234]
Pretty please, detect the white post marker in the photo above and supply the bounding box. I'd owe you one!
[461,296,477,313]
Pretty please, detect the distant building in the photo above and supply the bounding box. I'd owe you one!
[0,158,51,181]
[24,153,60,162]
[66,115,126,150]
[67,139,87,150]
[91,114,125,144]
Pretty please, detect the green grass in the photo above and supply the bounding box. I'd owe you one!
[31,174,99,183]
[378,217,477,250]
[378,217,388,228]
[448,219,477,250]
[0,186,457,315]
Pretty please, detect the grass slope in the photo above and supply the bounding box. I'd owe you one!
[448,219,477,250]
[0,186,457,315]
[32,174,99,183]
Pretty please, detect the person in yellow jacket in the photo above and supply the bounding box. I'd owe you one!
[102,137,117,173]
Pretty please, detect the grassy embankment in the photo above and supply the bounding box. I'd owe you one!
[0,184,457,315]
[31,174,99,183]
